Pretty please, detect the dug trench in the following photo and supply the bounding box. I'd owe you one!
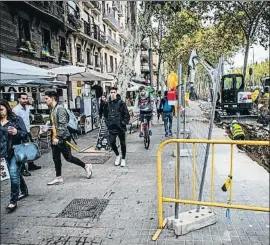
[217,122,270,172]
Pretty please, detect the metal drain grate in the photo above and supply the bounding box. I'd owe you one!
[57,198,109,219]
[81,155,111,164]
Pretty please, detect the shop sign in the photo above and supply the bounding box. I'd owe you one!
[0,86,49,93]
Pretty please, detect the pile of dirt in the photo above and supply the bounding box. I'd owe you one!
[217,122,269,172]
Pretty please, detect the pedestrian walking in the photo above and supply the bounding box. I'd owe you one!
[0,99,29,213]
[103,87,130,167]
[44,91,92,185]
[99,94,107,119]
[13,93,41,176]
[159,91,175,137]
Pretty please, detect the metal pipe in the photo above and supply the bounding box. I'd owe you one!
[148,34,154,87]
[196,57,223,212]
[175,62,182,219]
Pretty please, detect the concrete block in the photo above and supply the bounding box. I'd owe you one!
[167,206,217,236]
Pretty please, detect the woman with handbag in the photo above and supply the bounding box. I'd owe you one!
[0,99,28,213]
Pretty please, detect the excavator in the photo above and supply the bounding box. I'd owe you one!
[188,50,258,123]
[251,76,270,107]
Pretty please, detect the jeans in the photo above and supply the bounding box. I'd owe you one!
[163,112,173,134]
[8,156,28,204]
[51,139,85,177]
[109,131,126,159]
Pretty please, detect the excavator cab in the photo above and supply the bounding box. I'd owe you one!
[219,74,252,114]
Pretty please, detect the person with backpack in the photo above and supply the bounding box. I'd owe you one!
[44,91,92,185]
[103,87,130,167]
[133,86,156,137]
[160,91,175,137]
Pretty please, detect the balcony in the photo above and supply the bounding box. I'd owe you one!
[118,8,124,17]
[119,26,128,40]
[140,50,149,60]
[24,1,65,24]
[92,1,102,15]
[141,64,150,72]
[104,36,122,53]
[102,10,120,31]
[76,22,105,48]
[112,1,120,10]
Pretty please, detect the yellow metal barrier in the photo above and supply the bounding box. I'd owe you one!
[153,139,270,241]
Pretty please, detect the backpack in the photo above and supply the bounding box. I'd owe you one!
[66,109,79,134]
[163,99,172,112]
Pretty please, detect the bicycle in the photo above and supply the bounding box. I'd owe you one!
[141,115,150,149]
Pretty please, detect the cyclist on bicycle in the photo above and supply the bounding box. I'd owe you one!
[133,86,156,137]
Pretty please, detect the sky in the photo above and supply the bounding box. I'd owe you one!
[224,45,269,73]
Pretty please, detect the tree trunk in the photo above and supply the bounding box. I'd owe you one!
[242,38,250,81]
[115,2,153,99]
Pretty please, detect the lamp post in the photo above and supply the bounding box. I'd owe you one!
[250,46,255,87]
[148,33,154,87]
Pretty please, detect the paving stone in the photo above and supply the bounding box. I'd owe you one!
[1,123,269,245]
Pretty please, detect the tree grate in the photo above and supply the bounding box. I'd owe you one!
[56,198,109,219]
[81,155,111,164]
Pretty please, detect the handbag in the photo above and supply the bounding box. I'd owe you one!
[13,143,41,163]
[1,158,10,181]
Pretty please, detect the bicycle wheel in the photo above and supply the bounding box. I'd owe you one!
[144,131,150,149]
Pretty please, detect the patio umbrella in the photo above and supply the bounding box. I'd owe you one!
[48,65,114,109]
[48,65,114,82]
[0,56,56,80]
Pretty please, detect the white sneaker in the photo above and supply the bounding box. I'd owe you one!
[120,159,126,167]
[85,163,93,179]
[115,156,121,166]
[47,178,64,185]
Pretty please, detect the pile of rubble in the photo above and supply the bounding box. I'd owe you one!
[217,122,269,172]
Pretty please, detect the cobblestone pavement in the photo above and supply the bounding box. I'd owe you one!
[1,121,269,245]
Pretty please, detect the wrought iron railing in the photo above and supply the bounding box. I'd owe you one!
[105,36,122,51]
[103,10,120,30]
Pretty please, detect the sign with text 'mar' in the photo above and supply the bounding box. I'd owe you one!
[0,86,50,93]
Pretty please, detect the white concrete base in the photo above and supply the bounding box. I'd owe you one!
[173,148,191,157]
[167,207,217,236]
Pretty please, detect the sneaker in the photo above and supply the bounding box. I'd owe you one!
[165,133,169,137]
[139,132,144,138]
[169,131,173,137]
[149,130,152,136]
[18,193,29,200]
[47,178,64,185]
[85,164,92,179]
[115,156,121,166]
[120,159,126,167]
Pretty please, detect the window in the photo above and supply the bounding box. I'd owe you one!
[113,33,116,40]
[84,21,90,35]
[109,29,112,37]
[103,24,106,34]
[223,77,233,90]
[105,53,108,71]
[18,17,31,42]
[42,28,51,50]
[236,76,244,90]
[76,44,81,62]
[87,49,91,65]
[94,52,99,67]
[68,1,79,18]
[115,58,117,72]
[56,1,63,7]
[120,39,122,47]
[59,36,66,52]
[110,55,114,73]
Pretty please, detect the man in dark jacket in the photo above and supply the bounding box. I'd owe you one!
[44,91,92,185]
[159,91,175,137]
[103,87,130,167]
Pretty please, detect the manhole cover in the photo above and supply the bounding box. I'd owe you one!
[57,198,109,219]
[81,155,111,164]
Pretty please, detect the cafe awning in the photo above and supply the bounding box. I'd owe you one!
[48,65,114,82]
[0,56,56,80]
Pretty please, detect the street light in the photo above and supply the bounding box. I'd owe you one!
[250,46,255,87]
[148,32,154,87]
